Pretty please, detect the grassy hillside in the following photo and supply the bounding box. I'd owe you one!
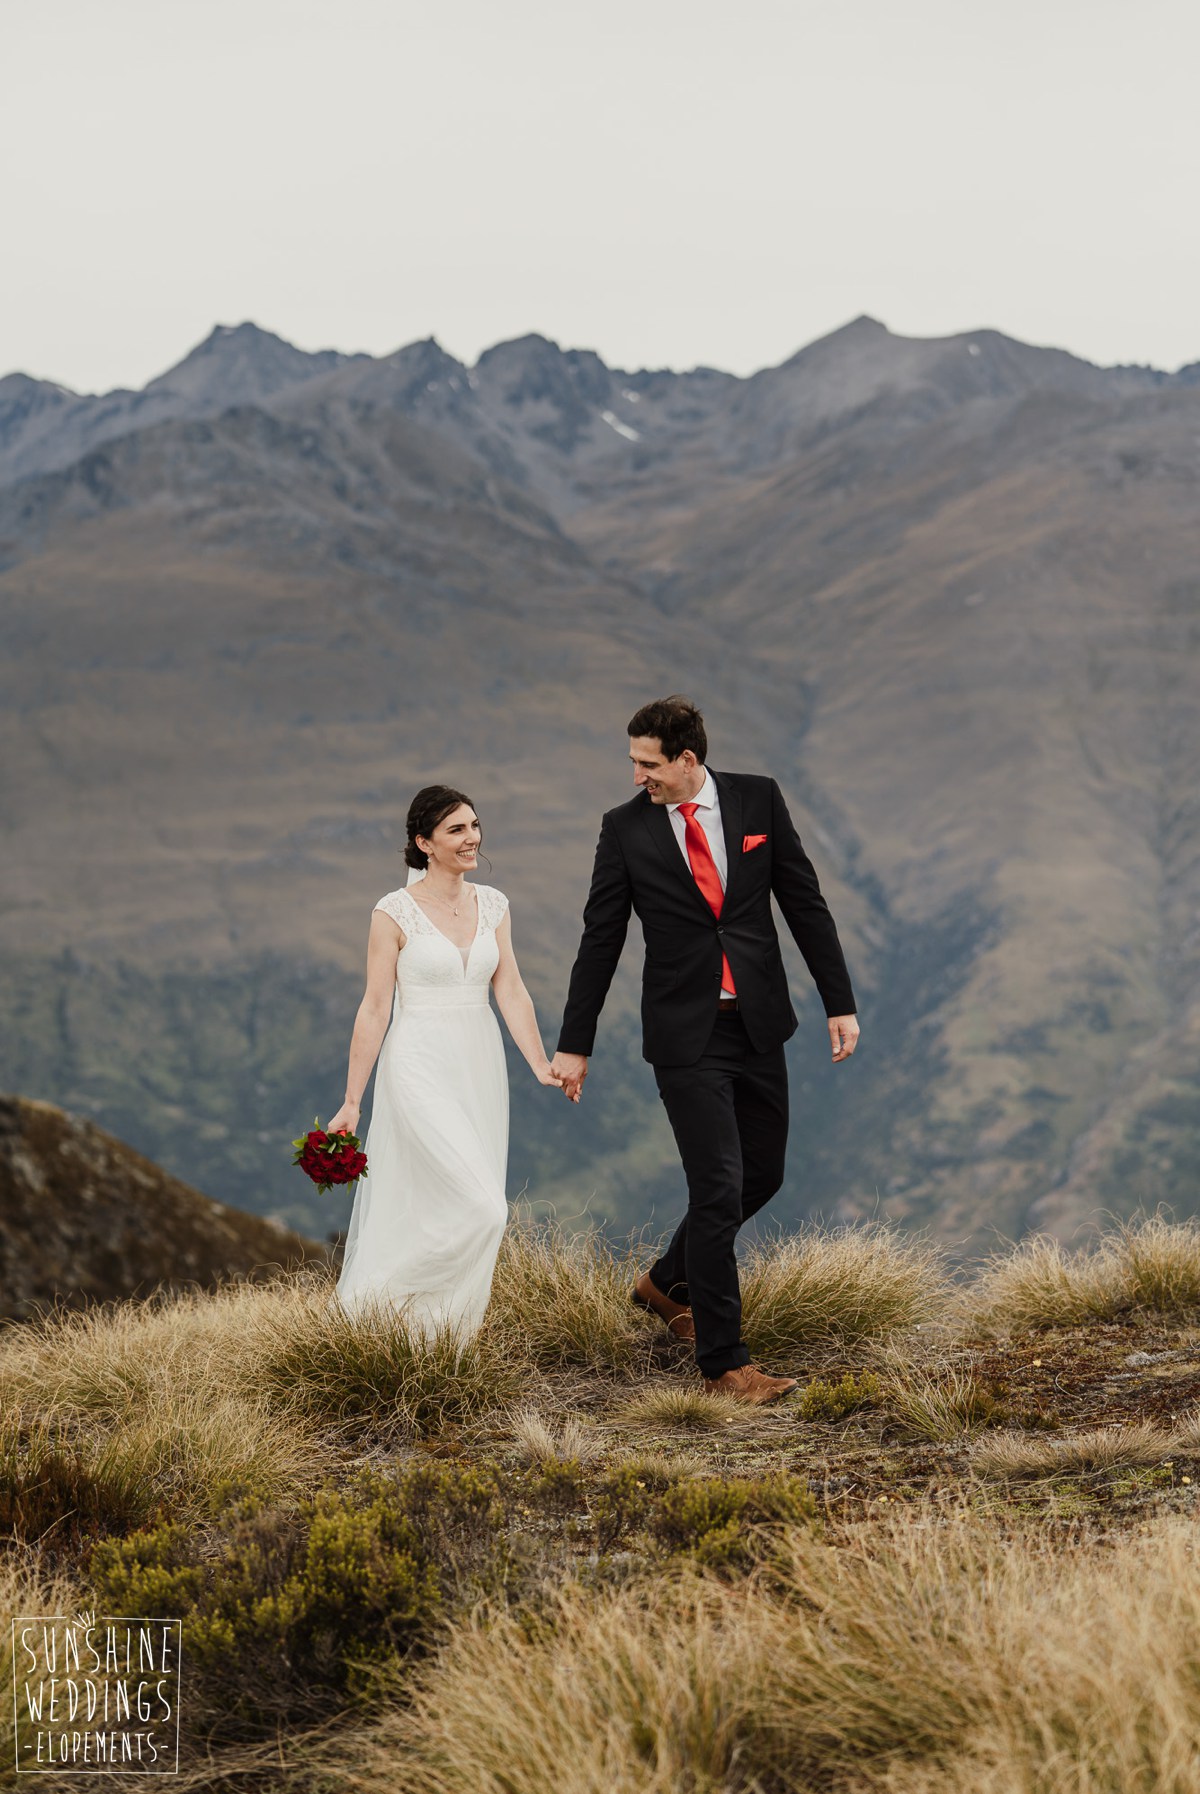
[0,1095,327,1319]
[5,1213,1200,1790]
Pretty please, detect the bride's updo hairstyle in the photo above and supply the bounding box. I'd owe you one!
[404,785,477,870]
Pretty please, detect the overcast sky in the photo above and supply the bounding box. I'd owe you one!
[4,0,1198,393]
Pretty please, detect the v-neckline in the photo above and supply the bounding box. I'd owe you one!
[405,884,480,972]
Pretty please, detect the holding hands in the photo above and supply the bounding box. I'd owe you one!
[550,1051,587,1104]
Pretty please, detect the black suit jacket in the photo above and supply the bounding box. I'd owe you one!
[556,770,857,1068]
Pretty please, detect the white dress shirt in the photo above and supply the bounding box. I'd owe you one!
[666,766,728,890]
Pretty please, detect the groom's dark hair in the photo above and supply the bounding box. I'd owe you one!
[627,695,707,765]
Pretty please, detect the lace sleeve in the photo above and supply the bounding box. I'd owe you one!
[477,885,509,932]
[373,890,409,927]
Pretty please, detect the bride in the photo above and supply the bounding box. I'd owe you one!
[327,784,565,1342]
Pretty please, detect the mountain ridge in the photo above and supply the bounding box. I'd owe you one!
[6,313,1197,502]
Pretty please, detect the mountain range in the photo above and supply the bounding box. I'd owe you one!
[2,313,1198,1260]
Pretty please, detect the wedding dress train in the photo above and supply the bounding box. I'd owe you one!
[334,880,510,1344]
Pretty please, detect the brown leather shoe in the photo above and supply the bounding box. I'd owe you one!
[631,1269,695,1343]
[701,1364,798,1405]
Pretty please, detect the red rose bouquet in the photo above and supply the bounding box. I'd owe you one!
[292,1119,368,1193]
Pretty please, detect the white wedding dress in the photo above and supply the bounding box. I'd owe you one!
[334,879,510,1345]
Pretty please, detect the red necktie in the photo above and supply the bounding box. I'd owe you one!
[678,802,736,996]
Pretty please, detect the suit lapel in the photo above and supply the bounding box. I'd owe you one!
[640,793,718,917]
[712,770,743,906]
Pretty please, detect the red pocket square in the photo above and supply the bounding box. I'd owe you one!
[743,834,768,852]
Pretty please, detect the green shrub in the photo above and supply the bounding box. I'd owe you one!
[85,1463,518,1740]
[590,1464,657,1551]
[533,1456,587,1514]
[650,1473,817,1571]
[799,1371,882,1422]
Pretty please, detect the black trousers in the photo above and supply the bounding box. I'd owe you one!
[647,1010,789,1378]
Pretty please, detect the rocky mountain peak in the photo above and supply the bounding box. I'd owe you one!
[144,320,353,408]
[0,373,78,453]
[374,336,471,405]
[475,334,612,409]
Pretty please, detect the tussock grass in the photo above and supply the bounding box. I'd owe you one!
[962,1214,1200,1335]
[0,1280,333,1525]
[614,1382,744,1431]
[0,1265,527,1532]
[1,1406,165,1550]
[324,1571,763,1794]
[10,1214,1200,1788]
[507,1405,594,1466]
[1169,1408,1200,1454]
[881,1362,1001,1442]
[603,1446,710,1483]
[0,1545,86,1772]
[1121,1213,1200,1313]
[486,1218,648,1370]
[255,1282,524,1438]
[309,1505,1200,1794]
[971,1419,1186,1481]
[0,1387,307,1546]
[740,1221,950,1362]
[103,1385,314,1512]
[0,1276,278,1417]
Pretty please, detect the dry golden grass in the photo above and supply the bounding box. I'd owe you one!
[1169,1408,1200,1454]
[739,1221,950,1363]
[506,1405,595,1466]
[0,1279,334,1523]
[612,1383,743,1431]
[879,1360,999,1442]
[971,1406,1200,1483]
[309,1566,764,1794]
[960,1214,1200,1336]
[956,1233,1124,1333]
[0,1276,277,1417]
[1120,1213,1200,1312]
[11,1216,1200,1792]
[253,1277,525,1437]
[486,1217,651,1371]
[305,1504,1200,1794]
[602,1445,711,1483]
[0,1545,87,1777]
[970,1421,1172,1480]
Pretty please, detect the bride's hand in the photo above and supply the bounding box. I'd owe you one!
[534,1062,565,1089]
[327,1100,361,1134]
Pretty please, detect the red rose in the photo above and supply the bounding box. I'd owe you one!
[292,1118,368,1191]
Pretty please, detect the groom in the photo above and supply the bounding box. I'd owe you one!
[551,695,860,1406]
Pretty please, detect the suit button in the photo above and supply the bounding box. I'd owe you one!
[716,926,725,935]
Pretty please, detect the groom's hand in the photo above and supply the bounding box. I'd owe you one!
[550,1051,588,1103]
[828,1015,860,1063]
